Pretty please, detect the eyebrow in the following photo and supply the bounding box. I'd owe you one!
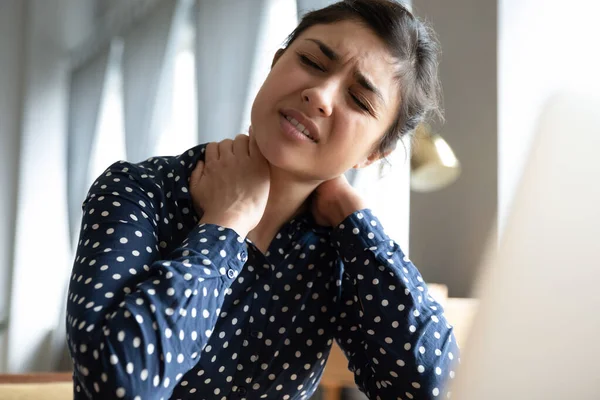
[355,72,385,105]
[305,38,339,61]
[304,38,386,106]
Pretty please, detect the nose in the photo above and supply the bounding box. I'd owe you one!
[301,84,334,117]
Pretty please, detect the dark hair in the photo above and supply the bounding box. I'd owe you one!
[284,0,442,158]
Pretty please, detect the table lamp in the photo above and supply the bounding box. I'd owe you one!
[410,123,461,192]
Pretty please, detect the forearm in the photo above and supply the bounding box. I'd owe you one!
[69,220,247,399]
[200,213,251,239]
[332,209,459,399]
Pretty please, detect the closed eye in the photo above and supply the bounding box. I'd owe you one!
[350,93,369,112]
[298,54,325,72]
[298,52,372,114]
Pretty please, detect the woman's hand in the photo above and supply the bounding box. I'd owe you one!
[190,131,270,237]
[311,174,367,227]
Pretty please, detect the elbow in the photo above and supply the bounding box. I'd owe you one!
[70,354,158,400]
[67,333,161,400]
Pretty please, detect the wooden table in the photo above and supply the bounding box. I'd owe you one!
[0,373,71,384]
[0,373,72,400]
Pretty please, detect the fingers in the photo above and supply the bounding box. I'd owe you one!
[207,135,253,161]
[233,134,250,156]
[218,139,234,159]
[205,142,218,163]
[190,160,204,187]
[246,125,258,158]
[248,129,260,158]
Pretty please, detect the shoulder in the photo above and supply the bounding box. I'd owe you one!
[83,144,208,209]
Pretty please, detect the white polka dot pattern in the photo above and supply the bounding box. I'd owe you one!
[66,144,459,400]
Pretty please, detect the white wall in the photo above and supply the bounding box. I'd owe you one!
[0,0,26,372]
[498,0,600,235]
[410,0,498,297]
[409,0,600,298]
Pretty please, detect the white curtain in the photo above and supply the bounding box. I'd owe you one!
[122,0,191,163]
[195,0,268,142]
[66,47,112,246]
[57,46,114,371]
[7,0,73,372]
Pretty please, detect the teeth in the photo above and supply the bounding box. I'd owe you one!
[285,115,315,141]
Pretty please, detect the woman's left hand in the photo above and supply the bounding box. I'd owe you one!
[311,174,367,227]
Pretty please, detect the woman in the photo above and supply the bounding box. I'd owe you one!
[66,1,459,399]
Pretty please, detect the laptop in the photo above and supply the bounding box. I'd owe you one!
[449,89,600,399]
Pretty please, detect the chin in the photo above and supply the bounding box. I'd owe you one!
[260,137,297,169]
[252,113,319,177]
[255,138,305,179]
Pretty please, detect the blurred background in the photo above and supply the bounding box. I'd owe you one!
[0,0,599,398]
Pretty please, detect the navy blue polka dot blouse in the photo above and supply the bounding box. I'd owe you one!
[66,144,459,400]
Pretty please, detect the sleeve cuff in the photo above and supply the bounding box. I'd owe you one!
[330,209,392,257]
[181,223,248,279]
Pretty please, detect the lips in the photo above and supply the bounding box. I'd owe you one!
[279,109,320,143]
[282,114,317,142]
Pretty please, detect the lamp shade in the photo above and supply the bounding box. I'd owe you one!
[410,124,461,192]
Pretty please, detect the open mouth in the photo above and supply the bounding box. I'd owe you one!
[281,113,318,143]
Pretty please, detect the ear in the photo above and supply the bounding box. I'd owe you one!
[352,149,393,169]
[271,48,285,68]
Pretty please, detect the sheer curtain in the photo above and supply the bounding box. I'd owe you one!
[7,0,73,372]
[53,45,116,370]
[153,31,198,157]
[87,41,127,186]
[122,0,192,163]
[195,0,269,143]
[53,0,195,371]
[66,46,113,246]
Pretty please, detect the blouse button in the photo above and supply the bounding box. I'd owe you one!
[237,386,247,396]
[227,269,236,279]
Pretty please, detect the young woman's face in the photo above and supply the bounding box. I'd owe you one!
[251,20,400,181]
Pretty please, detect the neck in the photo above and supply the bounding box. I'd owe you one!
[247,167,322,254]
